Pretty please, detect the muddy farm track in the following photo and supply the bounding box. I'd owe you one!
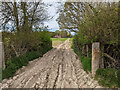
[1,39,102,88]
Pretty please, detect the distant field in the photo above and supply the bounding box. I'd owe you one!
[69,38,73,41]
[51,38,68,41]
[51,38,67,48]
[51,38,73,48]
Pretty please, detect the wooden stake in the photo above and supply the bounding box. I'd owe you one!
[92,42,100,77]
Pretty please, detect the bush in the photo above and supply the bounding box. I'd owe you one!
[2,52,41,80]
[2,62,17,79]
[95,68,120,88]
[2,30,53,80]
[25,52,40,61]
[2,30,52,61]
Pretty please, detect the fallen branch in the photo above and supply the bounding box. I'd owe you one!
[104,53,116,62]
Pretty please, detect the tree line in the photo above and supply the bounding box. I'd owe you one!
[50,30,72,38]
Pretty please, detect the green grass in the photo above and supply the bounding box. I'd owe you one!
[95,68,120,88]
[51,38,67,41]
[69,38,73,41]
[80,56,91,72]
[72,46,91,72]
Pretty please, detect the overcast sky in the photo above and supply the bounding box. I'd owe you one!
[43,2,75,35]
[44,3,60,30]
[0,2,63,32]
[43,2,64,31]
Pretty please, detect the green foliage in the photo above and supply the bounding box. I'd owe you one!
[50,30,71,38]
[59,2,120,88]
[3,62,17,79]
[2,52,41,80]
[72,2,120,73]
[95,68,120,88]
[60,30,68,38]
[2,30,52,61]
[2,30,52,80]
[69,3,119,54]
[32,30,52,55]
[25,52,40,61]
[77,3,119,45]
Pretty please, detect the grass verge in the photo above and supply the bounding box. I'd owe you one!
[72,46,91,73]
[95,68,120,88]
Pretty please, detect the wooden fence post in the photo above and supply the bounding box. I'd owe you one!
[92,42,100,77]
[0,42,5,70]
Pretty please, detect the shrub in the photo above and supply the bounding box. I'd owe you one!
[2,52,41,80]
[25,52,40,61]
[2,30,52,61]
[2,62,17,79]
[95,68,120,88]
[2,30,53,80]
[19,55,29,66]
[10,57,23,69]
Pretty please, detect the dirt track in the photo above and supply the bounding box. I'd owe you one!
[1,39,102,88]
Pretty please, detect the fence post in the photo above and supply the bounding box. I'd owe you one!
[0,42,5,70]
[92,42,100,77]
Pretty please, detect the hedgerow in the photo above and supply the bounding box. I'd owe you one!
[2,30,52,80]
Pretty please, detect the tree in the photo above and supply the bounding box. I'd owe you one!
[0,2,48,32]
[55,30,60,35]
[57,2,92,32]
[58,2,119,45]
[60,30,68,38]
[71,2,120,69]
[58,1,120,68]
[68,31,72,38]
